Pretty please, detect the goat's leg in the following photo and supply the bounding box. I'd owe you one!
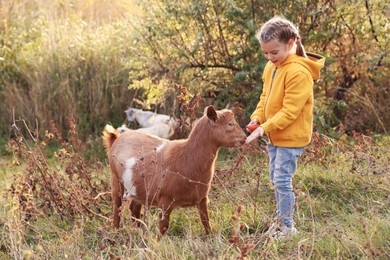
[198,197,211,235]
[158,207,173,236]
[129,200,142,227]
[111,176,124,228]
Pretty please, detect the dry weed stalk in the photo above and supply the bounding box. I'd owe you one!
[7,115,110,223]
[176,84,201,120]
[171,85,202,139]
[228,205,255,259]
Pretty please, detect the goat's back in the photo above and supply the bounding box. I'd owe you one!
[135,123,173,139]
[109,130,165,163]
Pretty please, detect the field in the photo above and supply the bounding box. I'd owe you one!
[0,1,389,258]
[0,127,389,259]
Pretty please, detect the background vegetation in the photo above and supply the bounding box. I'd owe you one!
[0,0,389,259]
[0,0,389,143]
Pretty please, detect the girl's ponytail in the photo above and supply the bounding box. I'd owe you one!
[295,37,307,58]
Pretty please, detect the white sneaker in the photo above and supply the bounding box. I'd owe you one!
[272,225,298,240]
[265,220,298,241]
[264,222,280,236]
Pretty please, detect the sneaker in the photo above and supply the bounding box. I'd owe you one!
[264,221,280,237]
[272,225,298,240]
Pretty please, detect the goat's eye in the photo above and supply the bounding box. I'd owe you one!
[228,122,234,127]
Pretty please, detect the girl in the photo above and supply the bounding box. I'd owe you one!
[245,16,325,239]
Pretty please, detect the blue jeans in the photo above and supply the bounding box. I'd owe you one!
[268,144,304,228]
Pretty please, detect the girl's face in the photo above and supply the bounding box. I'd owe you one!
[260,39,294,67]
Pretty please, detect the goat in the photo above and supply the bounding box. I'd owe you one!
[135,122,174,139]
[116,124,130,134]
[102,106,246,236]
[125,108,171,128]
[116,121,175,139]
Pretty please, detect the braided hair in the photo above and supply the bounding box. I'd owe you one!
[256,16,307,58]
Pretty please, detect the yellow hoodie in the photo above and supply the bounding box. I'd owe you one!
[251,52,325,147]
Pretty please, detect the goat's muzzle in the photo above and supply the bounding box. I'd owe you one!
[236,136,246,147]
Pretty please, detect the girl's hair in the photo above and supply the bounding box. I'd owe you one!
[256,16,307,58]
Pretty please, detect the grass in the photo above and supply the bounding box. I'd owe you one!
[1,134,389,259]
[0,0,140,141]
[1,1,389,258]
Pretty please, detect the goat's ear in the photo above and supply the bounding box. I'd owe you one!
[206,106,218,122]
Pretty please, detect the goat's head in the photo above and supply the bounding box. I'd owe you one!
[204,106,246,147]
[124,108,138,122]
[116,124,129,134]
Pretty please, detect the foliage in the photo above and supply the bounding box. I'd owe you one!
[0,0,138,141]
[0,0,388,143]
[304,0,389,133]
[126,0,389,134]
[126,0,267,114]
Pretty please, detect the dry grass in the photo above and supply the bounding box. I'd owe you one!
[0,117,389,259]
[0,0,141,140]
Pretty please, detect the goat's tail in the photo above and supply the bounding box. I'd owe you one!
[102,124,120,151]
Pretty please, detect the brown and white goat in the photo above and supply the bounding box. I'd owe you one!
[102,106,246,236]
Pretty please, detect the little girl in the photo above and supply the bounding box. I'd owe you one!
[245,16,325,239]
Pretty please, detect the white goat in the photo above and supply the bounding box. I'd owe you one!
[135,122,173,139]
[125,108,171,128]
[116,124,130,134]
[116,120,175,139]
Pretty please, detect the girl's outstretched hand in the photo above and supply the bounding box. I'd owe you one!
[245,126,264,144]
[246,123,259,132]
[246,119,259,132]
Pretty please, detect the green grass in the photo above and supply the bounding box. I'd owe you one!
[1,137,389,259]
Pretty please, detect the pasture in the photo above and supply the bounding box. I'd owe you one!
[0,0,389,259]
[0,121,389,259]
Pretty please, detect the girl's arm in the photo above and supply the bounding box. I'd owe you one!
[250,89,266,124]
[250,62,272,124]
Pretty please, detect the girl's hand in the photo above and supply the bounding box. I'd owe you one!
[245,126,264,144]
[246,124,259,132]
[246,119,259,132]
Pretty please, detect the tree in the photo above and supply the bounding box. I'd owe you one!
[129,0,389,132]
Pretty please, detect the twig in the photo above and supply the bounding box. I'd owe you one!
[213,173,239,204]
[171,171,209,186]
[253,165,262,222]
[364,94,387,134]
[94,192,111,200]
[304,190,315,259]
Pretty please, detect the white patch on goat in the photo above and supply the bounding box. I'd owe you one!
[156,141,166,153]
[122,157,138,199]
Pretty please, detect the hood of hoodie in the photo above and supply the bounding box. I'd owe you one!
[278,52,325,80]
